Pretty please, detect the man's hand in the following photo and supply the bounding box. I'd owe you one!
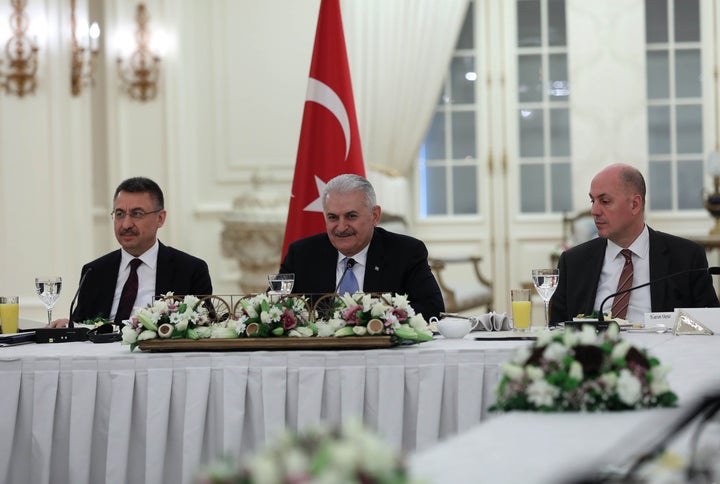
[48,318,69,328]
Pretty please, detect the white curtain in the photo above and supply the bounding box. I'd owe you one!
[342,0,470,177]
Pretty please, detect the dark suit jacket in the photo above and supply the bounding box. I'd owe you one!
[550,227,719,323]
[280,227,445,319]
[71,241,213,322]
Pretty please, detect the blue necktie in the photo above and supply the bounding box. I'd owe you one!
[337,257,359,294]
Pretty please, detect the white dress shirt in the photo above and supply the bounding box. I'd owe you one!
[110,240,159,320]
[594,225,650,323]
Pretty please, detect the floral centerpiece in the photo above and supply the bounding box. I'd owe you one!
[491,324,678,412]
[234,293,313,338]
[121,293,214,351]
[316,292,433,344]
[195,420,418,484]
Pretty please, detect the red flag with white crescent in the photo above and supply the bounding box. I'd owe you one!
[281,0,365,259]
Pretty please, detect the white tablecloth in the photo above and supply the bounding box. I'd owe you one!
[409,332,720,483]
[2,332,717,484]
[0,336,521,484]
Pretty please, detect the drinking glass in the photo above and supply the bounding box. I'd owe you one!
[35,277,62,326]
[0,296,19,334]
[511,289,532,331]
[532,269,559,328]
[267,273,294,296]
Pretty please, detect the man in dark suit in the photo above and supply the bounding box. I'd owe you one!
[550,164,719,323]
[280,174,444,319]
[52,177,212,325]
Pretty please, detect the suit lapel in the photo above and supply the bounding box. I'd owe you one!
[583,238,607,314]
[647,227,669,309]
[100,251,122,316]
[321,240,339,292]
[155,242,174,296]
[364,229,384,291]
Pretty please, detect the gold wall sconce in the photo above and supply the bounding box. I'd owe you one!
[117,3,160,101]
[0,0,39,97]
[70,0,100,96]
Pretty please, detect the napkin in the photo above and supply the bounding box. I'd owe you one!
[473,312,512,331]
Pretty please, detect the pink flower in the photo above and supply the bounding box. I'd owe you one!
[281,309,297,331]
[341,305,362,325]
[392,308,408,321]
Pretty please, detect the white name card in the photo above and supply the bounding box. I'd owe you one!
[644,312,674,325]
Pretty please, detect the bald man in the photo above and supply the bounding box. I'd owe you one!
[550,164,719,323]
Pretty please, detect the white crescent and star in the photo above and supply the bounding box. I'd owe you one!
[298,77,353,213]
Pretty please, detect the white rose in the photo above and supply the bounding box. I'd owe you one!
[527,379,559,407]
[650,365,671,395]
[245,304,258,318]
[317,322,335,337]
[526,365,545,381]
[579,325,598,345]
[174,315,189,332]
[611,340,632,360]
[599,372,618,389]
[514,345,532,364]
[183,295,200,308]
[502,362,524,381]
[393,294,409,310]
[606,321,620,340]
[194,326,213,339]
[247,454,279,484]
[212,325,238,338]
[562,331,579,347]
[409,315,427,331]
[543,342,567,362]
[352,326,367,336]
[370,302,387,317]
[536,330,554,347]
[569,361,584,381]
[289,327,313,338]
[137,330,157,341]
[121,326,138,345]
[617,369,642,406]
[260,311,272,324]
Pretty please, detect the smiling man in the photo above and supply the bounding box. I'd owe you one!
[550,164,718,324]
[51,177,212,327]
[280,174,444,319]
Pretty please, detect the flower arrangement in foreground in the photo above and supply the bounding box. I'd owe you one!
[491,324,678,412]
[195,420,419,484]
[316,292,433,343]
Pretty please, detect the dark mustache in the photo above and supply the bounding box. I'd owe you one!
[120,228,139,236]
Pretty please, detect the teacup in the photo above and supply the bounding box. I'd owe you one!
[430,316,479,339]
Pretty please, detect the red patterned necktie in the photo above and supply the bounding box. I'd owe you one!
[115,258,142,324]
[611,249,633,319]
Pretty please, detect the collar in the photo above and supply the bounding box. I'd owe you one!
[337,244,370,268]
[120,239,159,270]
[606,225,649,261]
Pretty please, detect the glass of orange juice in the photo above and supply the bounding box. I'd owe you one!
[511,289,531,331]
[0,296,19,334]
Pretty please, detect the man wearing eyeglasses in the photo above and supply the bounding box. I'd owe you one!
[51,177,212,326]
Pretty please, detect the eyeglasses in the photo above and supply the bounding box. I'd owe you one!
[111,208,162,220]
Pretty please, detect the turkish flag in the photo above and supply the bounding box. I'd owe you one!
[281,0,365,259]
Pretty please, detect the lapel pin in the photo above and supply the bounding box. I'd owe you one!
[375,266,380,271]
